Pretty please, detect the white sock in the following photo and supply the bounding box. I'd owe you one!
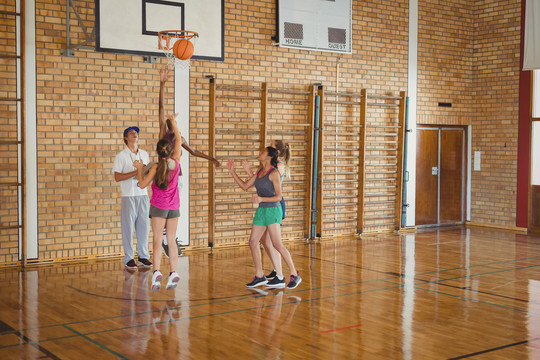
[162,229,168,245]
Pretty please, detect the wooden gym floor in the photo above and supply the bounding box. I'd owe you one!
[1,226,540,359]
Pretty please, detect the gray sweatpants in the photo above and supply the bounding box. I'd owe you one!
[121,195,150,264]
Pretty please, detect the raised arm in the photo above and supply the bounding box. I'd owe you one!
[169,115,182,161]
[158,67,171,139]
[227,160,256,191]
[182,137,221,168]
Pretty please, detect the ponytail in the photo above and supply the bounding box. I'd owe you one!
[273,140,291,178]
[155,139,173,190]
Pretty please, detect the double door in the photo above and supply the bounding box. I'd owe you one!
[415,127,466,226]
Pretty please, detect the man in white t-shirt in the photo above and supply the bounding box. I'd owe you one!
[113,126,152,271]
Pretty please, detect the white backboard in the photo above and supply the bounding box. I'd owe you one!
[96,0,224,61]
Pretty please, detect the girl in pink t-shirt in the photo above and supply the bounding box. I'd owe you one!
[134,116,182,291]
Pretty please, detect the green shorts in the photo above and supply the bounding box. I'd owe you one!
[253,206,283,227]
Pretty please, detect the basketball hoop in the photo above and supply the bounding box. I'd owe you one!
[158,30,198,69]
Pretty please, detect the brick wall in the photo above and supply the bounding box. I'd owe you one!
[417,0,474,126]
[0,0,523,265]
[185,0,409,243]
[416,0,521,227]
[33,0,170,261]
[471,0,521,226]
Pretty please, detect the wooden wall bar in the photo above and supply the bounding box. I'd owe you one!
[208,78,216,247]
[357,89,367,234]
[395,91,407,229]
[207,81,406,248]
[315,86,325,237]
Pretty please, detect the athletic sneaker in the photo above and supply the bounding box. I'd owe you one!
[166,272,180,290]
[162,229,169,258]
[125,259,137,271]
[151,270,163,292]
[162,238,183,258]
[265,276,286,289]
[246,276,268,288]
[266,269,277,281]
[287,273,302,289]
[137,257,153,268]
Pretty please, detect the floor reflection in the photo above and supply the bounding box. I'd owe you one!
[3,227,540,358]
[248,288,302,358]
[121,269,151,354]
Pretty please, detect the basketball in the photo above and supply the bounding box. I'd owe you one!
[173,39,194,60]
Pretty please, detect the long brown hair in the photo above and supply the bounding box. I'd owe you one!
[273,140,291,177]
[154,139,173,190]
[266,146,279,168]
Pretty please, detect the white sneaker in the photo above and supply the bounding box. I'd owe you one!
[151,270,162,292]
[166,272,180,290]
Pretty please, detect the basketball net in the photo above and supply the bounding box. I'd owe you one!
[158,30,198,70]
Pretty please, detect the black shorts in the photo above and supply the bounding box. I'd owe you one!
[149,205,180,219]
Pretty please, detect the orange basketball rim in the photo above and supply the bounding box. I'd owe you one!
[158,30,199,68]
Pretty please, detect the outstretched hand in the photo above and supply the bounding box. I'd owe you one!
[159,67,171,82]
[213,159,222,168]
[227,159,235,173]
[166,112,179,122]
[241,160,251,173]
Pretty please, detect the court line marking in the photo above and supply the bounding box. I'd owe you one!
[0,276,393,341]
[414,255,540,276]
[447,338,540,359]
[66,277,390,303]
[3,254,540,337]
[0,322,62,360]
[412,286,528,313]
[3,264,537,352]
[382,263,540,307]
[0,284,404,349]
[429,282,528,303]
[0,277,394,341]
[379,277,531,314]
[63,325,128,360]
[420,263,540,284]
[320,324,363,334]
[296,253,405,276]
[66,285,267,303]
[426,240,463,245]
[2,253,540,352]
[44,284,404,340]
[298,253,540,279]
